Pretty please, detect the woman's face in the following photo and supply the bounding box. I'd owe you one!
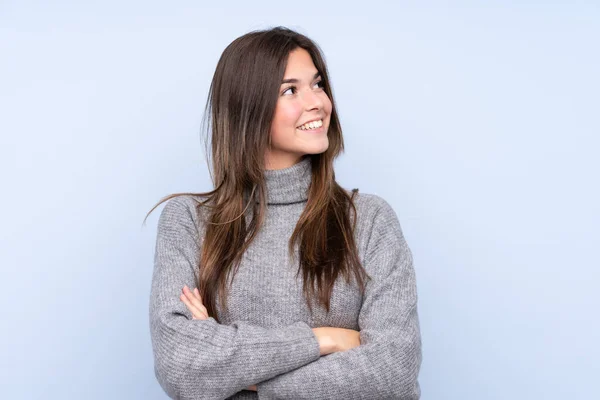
[265,48,332,170]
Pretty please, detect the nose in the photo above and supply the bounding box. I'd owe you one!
[302,87,324,111]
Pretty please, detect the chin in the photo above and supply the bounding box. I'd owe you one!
[303,145,329,155]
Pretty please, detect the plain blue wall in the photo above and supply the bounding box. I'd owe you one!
[1,1,598,399]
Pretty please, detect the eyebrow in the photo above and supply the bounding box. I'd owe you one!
[281,72,321,84]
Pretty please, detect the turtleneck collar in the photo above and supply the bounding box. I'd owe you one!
[263,156,312,205]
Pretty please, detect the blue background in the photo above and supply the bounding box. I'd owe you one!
[1,1,598,398]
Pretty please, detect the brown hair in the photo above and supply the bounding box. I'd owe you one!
[144,26,369,322]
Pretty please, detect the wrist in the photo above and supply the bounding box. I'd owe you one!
[312,327,336,355]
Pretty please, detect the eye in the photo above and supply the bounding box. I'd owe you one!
[281,80,324,96]
[282,86,296,96]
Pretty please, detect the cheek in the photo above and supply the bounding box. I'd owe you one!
[322,94,333,115]
[272,102,303,135]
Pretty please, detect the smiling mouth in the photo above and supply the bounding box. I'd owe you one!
[296,119,323,131]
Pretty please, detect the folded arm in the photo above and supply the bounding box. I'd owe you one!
[256,198,422,399]
[149,197,321,399]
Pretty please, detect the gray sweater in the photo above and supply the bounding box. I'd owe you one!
[149,157,422,399]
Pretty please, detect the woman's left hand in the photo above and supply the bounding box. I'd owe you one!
[180,285,209,320]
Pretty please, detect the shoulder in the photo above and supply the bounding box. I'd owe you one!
[343,189,406,254]
[343,190,414,282]
[348,190,395,214]
[156,194,208,239]
[344,189,401,230]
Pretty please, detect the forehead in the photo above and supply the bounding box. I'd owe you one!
[283,48,319,79]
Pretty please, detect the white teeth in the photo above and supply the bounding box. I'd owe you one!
[298,119,323,130]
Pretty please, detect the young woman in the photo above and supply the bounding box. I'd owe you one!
[147,26,422,399]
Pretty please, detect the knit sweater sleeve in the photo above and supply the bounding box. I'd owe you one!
[255,197,422,399]
[149,197,321,400]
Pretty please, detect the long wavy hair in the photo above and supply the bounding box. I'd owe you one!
[145,26,369,322]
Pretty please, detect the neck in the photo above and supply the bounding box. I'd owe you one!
[262,156,312,205]
[264,151,304,171]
